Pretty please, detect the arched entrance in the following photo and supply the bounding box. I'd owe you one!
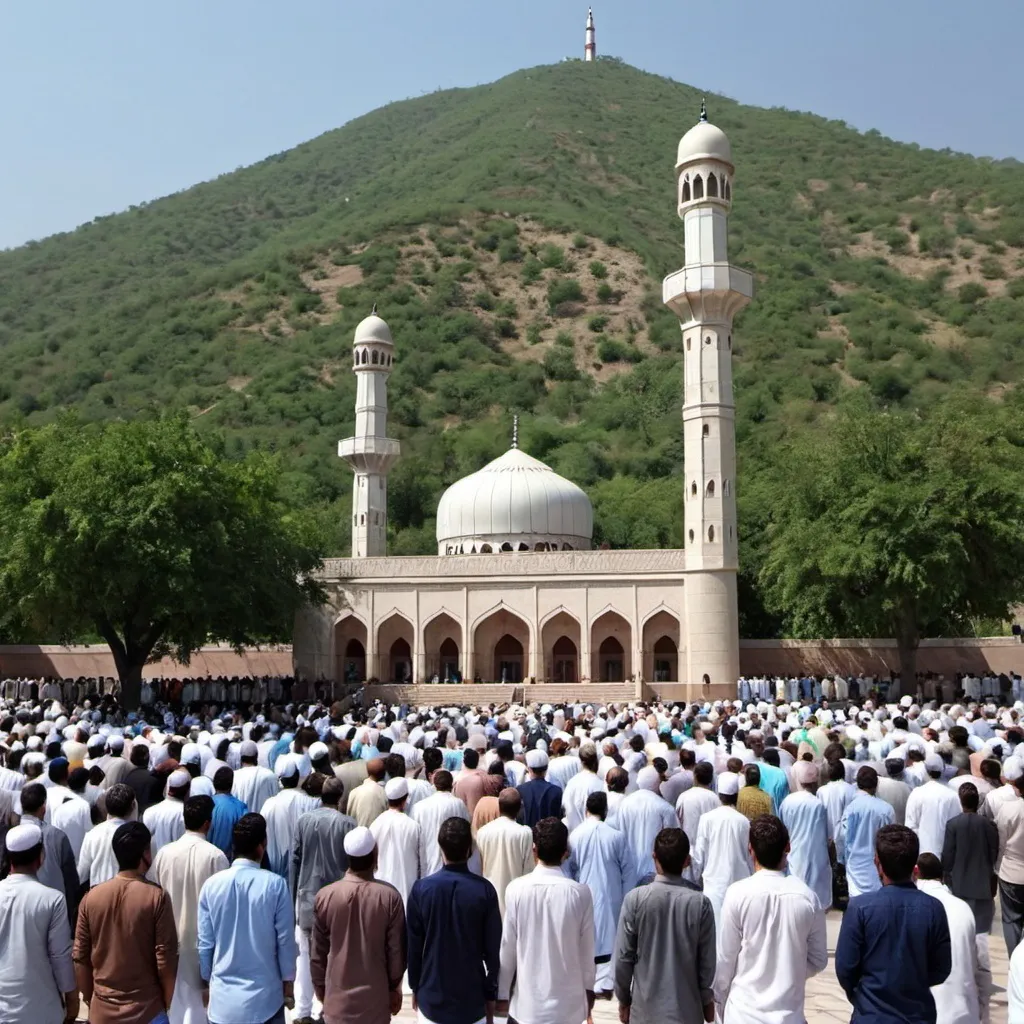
[334,615,368,684]
[591,610,632,682]
[653,637,678,682]
[473,608,531,683]
[552,636,578,683]
[389,638,412,683]
[541,610,582,684]
[439,638,460,682]
[423,612,463,682]
[377,613,414,683]
[642,610,681,682]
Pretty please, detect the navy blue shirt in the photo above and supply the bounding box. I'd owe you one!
[407,863,501,1024]
[516,778,562,828]
[835,881,951,1024]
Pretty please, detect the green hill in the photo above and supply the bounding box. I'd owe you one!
[2,58,1024,632]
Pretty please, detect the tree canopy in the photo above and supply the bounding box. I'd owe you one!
[750,393,1024,678]
[0,415,325,706]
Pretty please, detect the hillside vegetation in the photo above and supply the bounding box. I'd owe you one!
[2,58,1024,636]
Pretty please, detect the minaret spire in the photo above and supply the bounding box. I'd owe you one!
[699,97,707,123]
[584,8,596,62]
[511,414,519,450]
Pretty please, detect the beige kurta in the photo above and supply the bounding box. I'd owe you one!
[347,778,388,828]
[475,814,534,916]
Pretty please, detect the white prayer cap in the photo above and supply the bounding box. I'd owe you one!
[344,826,375,858]
[924,753,944,774]
[239,740,259,759]
[794,761,819,786]
[900,695,913,709]
[1004,758,1024,782]
[717,771,741,796]
[180,743,202,765]
[275,755,298,779]
[637,766,661,791]
[526,749,548,769]
[385,777,408,801]
[168,768,191,789]
[5,822,43,854]
[309,742,329,762]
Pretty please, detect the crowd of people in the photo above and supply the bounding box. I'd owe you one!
[2,678,1024,1023]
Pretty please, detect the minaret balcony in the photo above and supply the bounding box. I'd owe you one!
[662,264,753,323]
[338,436,401,473]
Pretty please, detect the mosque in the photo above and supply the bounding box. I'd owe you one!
[293,104,753,703]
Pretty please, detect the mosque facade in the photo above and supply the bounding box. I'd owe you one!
[293,110,752,701]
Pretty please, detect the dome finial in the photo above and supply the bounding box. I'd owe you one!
[699,97,708,123]
[511,414,519,450]
[371,302,378,316]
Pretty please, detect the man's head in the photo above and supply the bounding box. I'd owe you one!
[875,824,919,884]
[183,795,214,834]
[744,764,761,788]
[606,766,628,793]
[533,817,569,867]
[67,766,89,795]
[749,814,789,871]
[5,822,44,873]
[130,744,150,768]
[762,748,780,769]
[793,759,819,793]
[20,782,46,820]
[423,747,443,777]
[384,753,406,782]
[463,748,480,771]
[366,758,386,782]
[213,766,234,794]
[959,781,980,813]
[828,760,846,783]
[233,813,268,862]
[438,817,473,865]
[915,852,943,881]
[432,769,454,793]
[385,777,408,810]
[321,777,344,808]
[652,827,690,877]
[526,750,548,779]
[498,788,522,820]
[856,766,878,794]
[105,783,136,821]
[343,825,377,873]
[693,761,714,788]
[586,791,608,821]
[579,743,599,773]
[885,757,905,779]
[48,757,69,786]
[924,753,944,781]
[113,821,153,874]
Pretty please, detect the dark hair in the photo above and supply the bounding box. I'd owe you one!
[488,760,506,778]
[653,827,690,875]
[856,766,878,792]
[586,791,608,819]
[183,795,214,831]
[744,764,761,787]
[497,742,514,762]
[321,777,344,806]
[679,749,696,770]
[48,759,69,784]
[423,747,443,774]
[916,852,943,880]
[875,824,919,883]
[762,748,780,768]
[606,766,629,793]
[828,760,846,782]
[112,821,152,870]
[131,744,150,767]
[694,761,714,786]
[749,814,788,870]
[105,783,136,819]
[20,782,46,816]
[233,813,268,860]
[384,753,406,780]
[438,817,473,863]
[68,767,90,793]
[213,766,234,793]
[433,769,453,792]
[885,758,905,778]
[580,746,599,773]
[958,781,979,811]
[463,748,480,770]
[533,817,568,865]
[630,735,645,753]
[981,759,1002,782]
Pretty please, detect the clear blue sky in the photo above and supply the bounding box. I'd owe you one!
[1,0,1022,250]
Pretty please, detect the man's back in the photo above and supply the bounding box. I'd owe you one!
[291,807,356,930]
[476,815,534,915]
[617,790,677,881]
[905,781,961,857]
[942,811,998,901]
[412,792,470,876]
[875,777,912,825]
[516,778,561,828]
[614,876,715,1024]
[838,794,895,897]
[835,882,952,1024]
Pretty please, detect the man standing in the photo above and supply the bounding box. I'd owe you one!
[51,767,93,859]
[942,781,999,938]
[0,822,79,1024]
[197,814,297,1024]
[411,769,470,876]
[561,743,605,832]
[835,824,951,1023]
[290,777,356,1024]
[876,757,913,825]
[692,771,752,928]
[261,756,318,877]
[915,853,987,1024]
[369,777,421,907]
[346,757,388,827]
[780,760,833,911]
[453,747,491,816]
[736,765,773,821]
[74,821,179,1024]
[407,817,501,1024]
[617,766,677,883]
[475,788,534,916]
[716,815,828,1023]
[18,782,80,921]
[995,765,1024,954]
[675,761,720,882]
[818,760,856,838]
[614,827,715,1024]
[232,740,278,814]
[207,767,247,860]
[568,791,633,998]
[905,753,961,857]
[836,766,896,898]
[311,826,406,1024]
[77,783,136,889]
[151,795,229,1024]
[498,818,595,1024]
[516,750,562,827]
[143,768,191,858]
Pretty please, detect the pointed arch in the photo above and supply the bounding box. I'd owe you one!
[590,608,632,682]
[641,607,681,683]
[541,608,582,684]
[333,613,368,685]
[472,605,532,683]
[423,610,463,683]
[376,610,415,683]
[707,173,719,198]
[693,174,704,199]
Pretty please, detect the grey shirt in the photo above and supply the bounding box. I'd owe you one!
[942,810,999,901]
[614,874,716,1024]
[16,816,80,922]
[290,806,357,930]
[0,873,76,1023]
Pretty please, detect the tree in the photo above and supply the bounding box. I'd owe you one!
[0,415,326,708]
[753,394,1024,682]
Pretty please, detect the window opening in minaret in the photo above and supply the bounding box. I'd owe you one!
[691,481,697,496]
[682,179,691,202]
[723,479,731,496]
[708,525,715,542]
[705,336,711,345]
[693,175,704,199]
[725,180,731,200]
[702,424,709,437]
[360,514,365,525]
[480,544,492,553]
[706,480,715,497]
[707,174,718,198]
[501,542,513,552]
[688,530,694,543]
[361,350,368,364]
[372,350,379,364]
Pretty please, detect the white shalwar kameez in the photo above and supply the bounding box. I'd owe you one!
[692,805,752,931]
[370,807,421,907]
[260,788,319,876]
[142,797,187,858]
[905,779,961,857]
[411,791,471,876]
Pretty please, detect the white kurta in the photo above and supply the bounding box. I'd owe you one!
[676,786,720,883]
[917,879,987,1024]
[143,797,187,858]
[232,764,279,815]
[779,791,833,910]
[261,788,319,876]
[1008,941,1024,1023]
[476,815,534,916]
[905,780,962,857]
[411,792,471,876]
[51,795,92,860]
[546,755,581,792]
[560,770,605,833]
[77,816,128,887]
[152,831,229,1024]
[692,805,753,929]
[370,808,421,907]
[616,789,677,882]
[716,869,828,1024]
[818,779,856,836]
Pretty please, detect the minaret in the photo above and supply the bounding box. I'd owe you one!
[584,8,596,61]
[663,101,753,694]
[338,308,401,558]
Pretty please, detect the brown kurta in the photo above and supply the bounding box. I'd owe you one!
[311,872,406,1024]
[737,785,773,822]
[73,872,178,1024]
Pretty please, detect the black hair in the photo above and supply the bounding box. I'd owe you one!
[233,813,268,860]
[183,795,215,831]
[321,777,344,806]
[875,824,919,883]
[586,791,608,819]
[744,764,761,787]
[533,817,568,865]
[916,852,943,880]
[856,766,878,792]
[433,769,453,792]
[20,782,46,816]
[105,783,136,819]
[958,781,979,811]
[438,816,473,863]
[423,747,443,774]
[653,827,690,875]
[694,761,714,786]
[463,748,480,770]
[112,821,152,871]
[749,814,788,870]
[213,766,234,793]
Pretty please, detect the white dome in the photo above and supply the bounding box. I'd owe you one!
[436,447,593,554]
[676,120,732,168]
[353,312,393,347]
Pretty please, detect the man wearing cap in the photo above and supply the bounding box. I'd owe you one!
[232,739,278,815]
[0,821,79,1024]
[261,755,319,877]
[780,759,833,911]
[905,752,962,857]
[616,765,678,884]
[836,766,897,898]
[143,767,192,859]
[517,749,563,828]
[369,776,421,907]
[692,771,752,929]
[16,781,80,922]
[347,757,388,828]
[75,821,179,1024]
[290,777,356,1024]
[411,768,471,877]
[311,825,406,1024]
[198,813,297,1024]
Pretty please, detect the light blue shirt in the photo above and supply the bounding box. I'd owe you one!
[197,858,297,1023]
[836,792,896,897]
[756,761,790,815]
[567,817,634,956]
[780,790,833,910]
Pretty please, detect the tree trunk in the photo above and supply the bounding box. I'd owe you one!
[895,605,919,698]
[96,616,162,711]
[117,659,145,711]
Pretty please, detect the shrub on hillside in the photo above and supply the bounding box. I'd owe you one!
[590,260,608,279]
[547,277,584,313]
[543,346,579,381]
